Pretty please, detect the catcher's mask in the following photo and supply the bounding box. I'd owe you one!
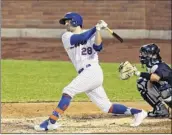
[139,44,150,67]
[139,43,161,68]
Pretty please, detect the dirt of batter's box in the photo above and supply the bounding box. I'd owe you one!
[1,102,172,133]
[2,38,171,63]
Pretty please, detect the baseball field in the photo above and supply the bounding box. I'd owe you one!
[1,38,171,133]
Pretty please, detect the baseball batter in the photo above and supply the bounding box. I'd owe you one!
[34,12,147,131]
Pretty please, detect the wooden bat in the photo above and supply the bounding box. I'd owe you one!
[106,27,123,43]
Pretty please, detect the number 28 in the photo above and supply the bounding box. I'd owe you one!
[81,47,92,55]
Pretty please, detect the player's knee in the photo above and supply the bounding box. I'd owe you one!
[62,93,72,99]
[160,84,172,103]
[136,77,147,93]
[63,86,76,98]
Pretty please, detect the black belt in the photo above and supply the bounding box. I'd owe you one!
[78,64,91,74]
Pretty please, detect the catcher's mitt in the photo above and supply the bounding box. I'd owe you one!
[119,61,136,80]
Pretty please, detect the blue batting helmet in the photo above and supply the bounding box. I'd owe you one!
[59,12,83,27]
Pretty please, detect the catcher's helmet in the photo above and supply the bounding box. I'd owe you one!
[139,44,150,65]
[147,43,160,55]
[59,12,83,27]
[139,43,161,68]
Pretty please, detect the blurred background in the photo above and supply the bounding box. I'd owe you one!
[1,0,171,63]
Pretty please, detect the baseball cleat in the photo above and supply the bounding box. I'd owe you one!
[148,109,169,118]
[148,104,169,118]
[34,119,60,131]
[130,110,147,127]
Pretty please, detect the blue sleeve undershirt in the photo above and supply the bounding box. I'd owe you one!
[93,43,103,52]
[70,27,96,45]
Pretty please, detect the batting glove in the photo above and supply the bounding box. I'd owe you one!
[99,20,108,29]
[96,20,108,31]
[96,23,101,31]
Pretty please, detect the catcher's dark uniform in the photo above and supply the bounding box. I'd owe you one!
[151,62,172,107]
[137,62,172,117]
[137,61,172,117]
[153,62,172,86]
[137,43,172,117]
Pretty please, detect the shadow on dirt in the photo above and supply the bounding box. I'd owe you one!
[65,113,132,120]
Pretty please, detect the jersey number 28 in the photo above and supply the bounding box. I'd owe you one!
[81,47,92,55]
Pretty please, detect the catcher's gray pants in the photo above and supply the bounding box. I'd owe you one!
[137,77,162,109]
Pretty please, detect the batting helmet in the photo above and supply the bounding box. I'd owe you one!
[59,12,83,27]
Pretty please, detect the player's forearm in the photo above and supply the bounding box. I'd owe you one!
[94,29,102,45]
[93,29,103,52]
[70,27,96,45]
[135,71,160,82]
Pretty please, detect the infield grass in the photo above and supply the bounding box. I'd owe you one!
[2,59,145,102]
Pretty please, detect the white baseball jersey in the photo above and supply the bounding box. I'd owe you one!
[61,30,112,113]
[62,31,99,72]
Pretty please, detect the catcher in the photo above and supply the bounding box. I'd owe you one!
[119,43,172,118]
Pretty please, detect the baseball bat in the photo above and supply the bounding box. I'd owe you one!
[106,27,123,43]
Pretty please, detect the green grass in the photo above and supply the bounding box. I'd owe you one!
[2,59,145,102]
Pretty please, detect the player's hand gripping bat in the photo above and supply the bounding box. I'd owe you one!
[105,27,123,43]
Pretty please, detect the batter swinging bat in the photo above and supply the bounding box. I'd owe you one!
[105,27,123,43]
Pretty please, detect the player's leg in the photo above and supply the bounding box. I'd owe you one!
[34,93,72,131]
[62,64,103,98]
[137,77,169,117]
[34,64,103,131]
[85,85,112,113]
[159,83,172,108]
[86,86,147,127]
